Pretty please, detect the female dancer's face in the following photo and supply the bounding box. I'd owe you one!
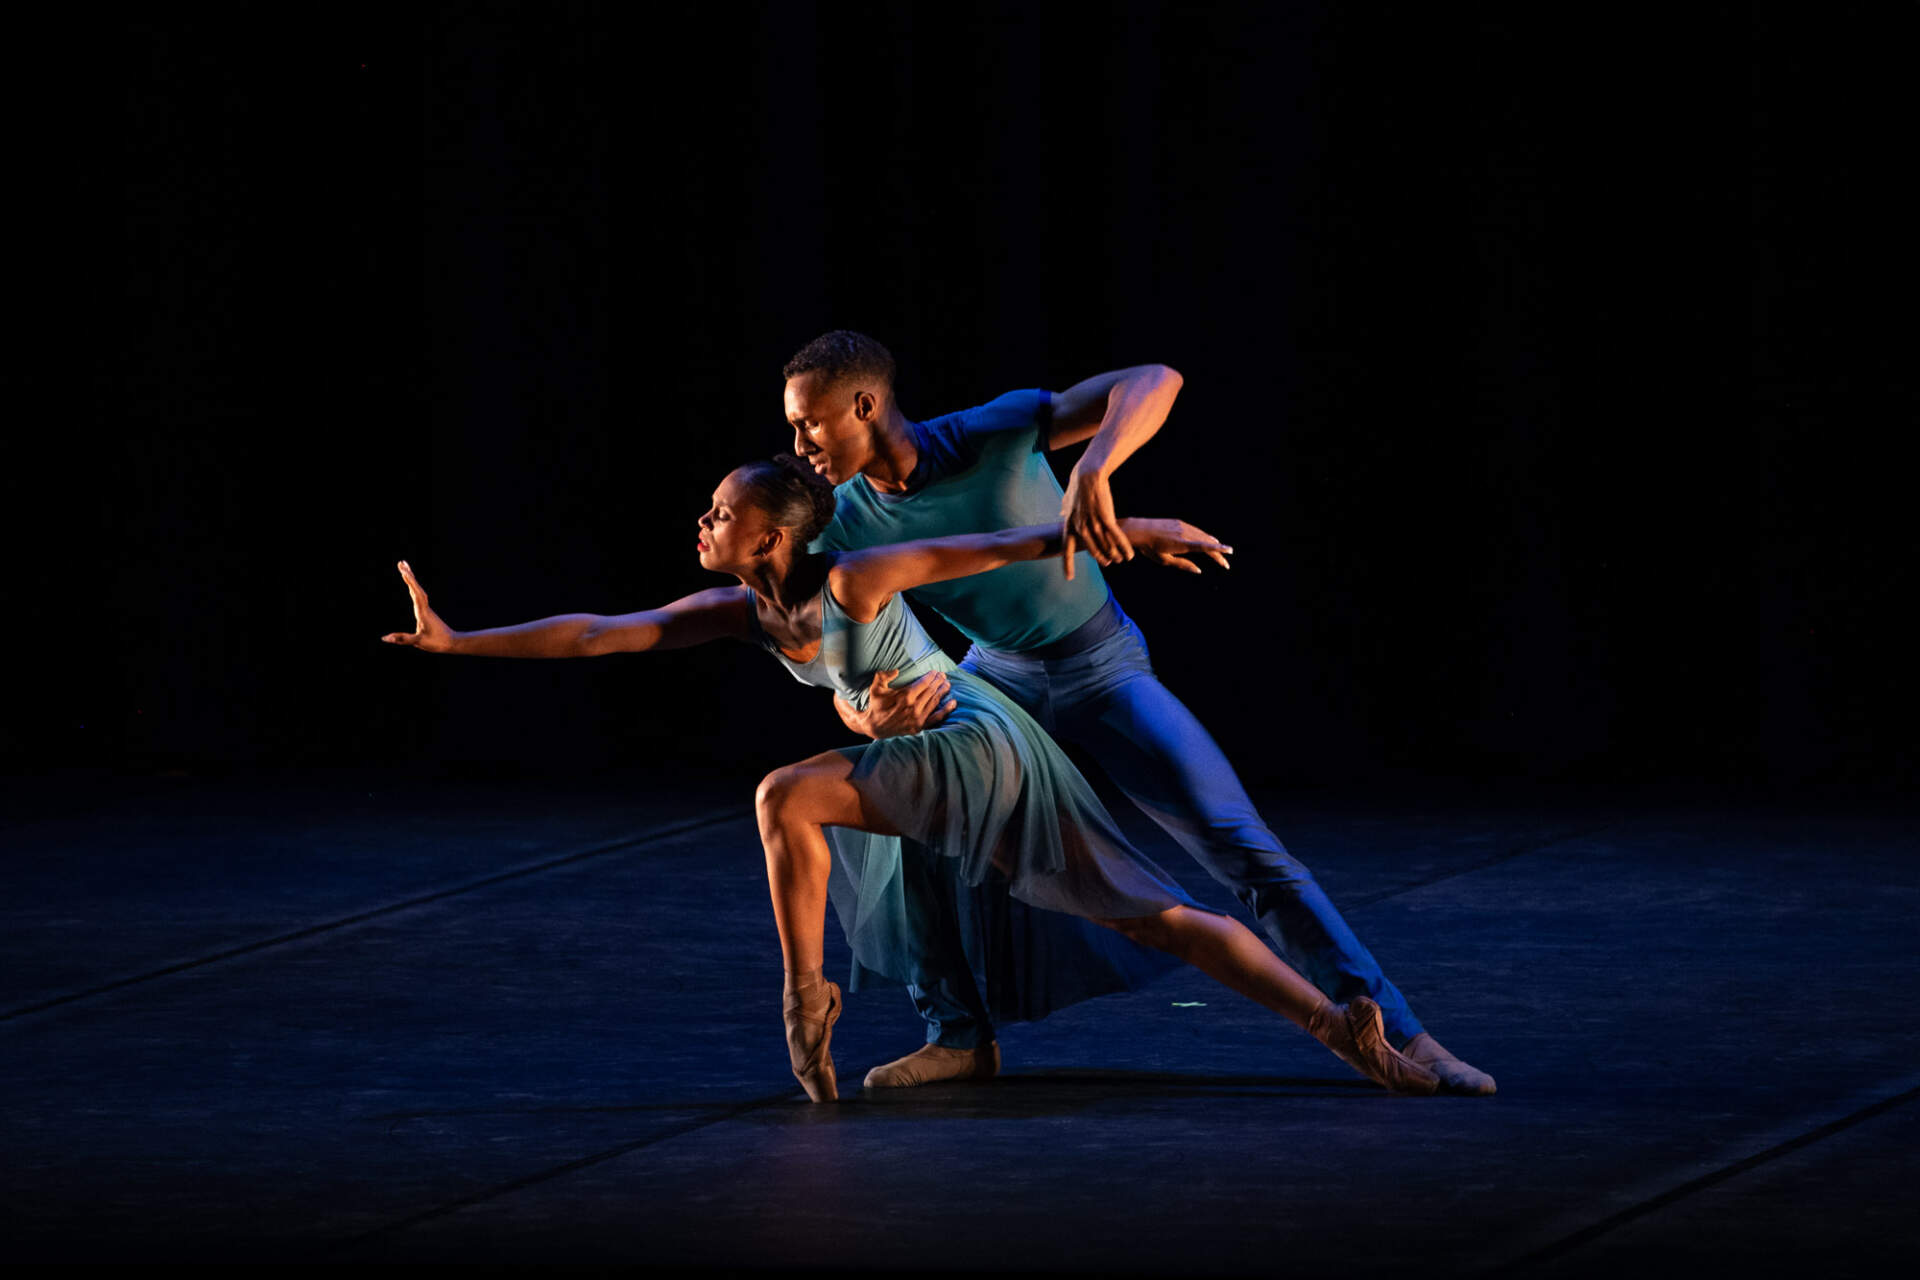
[695,470,777,574]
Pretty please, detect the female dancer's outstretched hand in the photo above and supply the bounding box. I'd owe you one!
[381,560,457,652]
[1119,518,1233,574]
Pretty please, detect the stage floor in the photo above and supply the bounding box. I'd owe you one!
[4,769,1915,1273]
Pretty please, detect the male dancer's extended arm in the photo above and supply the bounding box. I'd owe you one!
[1047,364,1184,579]
[380,561,749,656]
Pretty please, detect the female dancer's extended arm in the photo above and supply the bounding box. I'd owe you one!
[828,518,1231,623]
[379,560,749,656]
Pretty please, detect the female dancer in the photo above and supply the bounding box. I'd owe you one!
[382,457,1438,1101]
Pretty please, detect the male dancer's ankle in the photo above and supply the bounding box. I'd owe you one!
[863,1041,1001,1089]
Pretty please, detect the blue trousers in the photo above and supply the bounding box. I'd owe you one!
[909,592,1424,1049]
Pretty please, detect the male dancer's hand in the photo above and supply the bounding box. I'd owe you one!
[1119,519,1233,574]
[1060,465,1133,580]
[381,560,458,652]
[833,669,957,739]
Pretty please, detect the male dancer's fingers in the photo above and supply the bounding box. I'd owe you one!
[380,632,417,645]
[910,672,947,711]
[1061,526,1079,580]
[910,673,956,728]
[1092,527,1124,566]
[1092,484,1132,563]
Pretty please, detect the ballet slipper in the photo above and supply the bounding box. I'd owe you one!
[782,979,842,1102]
[1401,1032,1497,1095]
[1306,996,1440,1095]
[863,1041,1001,1089]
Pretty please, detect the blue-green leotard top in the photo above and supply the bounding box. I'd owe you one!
[809,390,1110,653]
[745,578,953,711]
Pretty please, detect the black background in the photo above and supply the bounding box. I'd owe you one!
[77,3,1913,795]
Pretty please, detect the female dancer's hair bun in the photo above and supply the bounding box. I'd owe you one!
[734,454,837,545]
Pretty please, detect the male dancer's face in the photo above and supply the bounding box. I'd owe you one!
[784,372,876,486]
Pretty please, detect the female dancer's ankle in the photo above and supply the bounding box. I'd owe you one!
[779,971,825,997]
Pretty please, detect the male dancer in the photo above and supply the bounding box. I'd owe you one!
[785,330,1495,1095]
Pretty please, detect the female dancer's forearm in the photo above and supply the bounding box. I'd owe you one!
[447,614,607,658]
[979,522,1070,565]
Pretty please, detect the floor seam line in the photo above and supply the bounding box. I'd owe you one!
[327,1089,797,1252]
[1346,817,1632,908]
[0,808,744,1025]
[1473,1078,1920,1274]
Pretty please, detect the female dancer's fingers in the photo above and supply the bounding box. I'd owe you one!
[397,560,429,607]
[1158,551,1202,574]
[381,631,417,645]
[1175,524,1232,571]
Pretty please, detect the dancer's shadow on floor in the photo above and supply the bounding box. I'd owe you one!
[364,1070,1384,1129]
[800,1068,1387,1121]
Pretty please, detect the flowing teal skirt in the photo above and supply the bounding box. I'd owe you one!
[826,668,1206,1025]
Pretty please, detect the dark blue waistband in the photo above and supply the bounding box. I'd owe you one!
[1018,590,1127,661]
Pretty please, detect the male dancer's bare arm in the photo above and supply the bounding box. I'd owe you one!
[379,561,749,656]
[1047,364,1185,578]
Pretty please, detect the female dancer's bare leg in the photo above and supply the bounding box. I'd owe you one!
[1095,908,1437,1093]
[754,753,1436,1100]
[754,751,902,1101]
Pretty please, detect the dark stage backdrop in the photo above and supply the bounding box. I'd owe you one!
[83,4,1911,794]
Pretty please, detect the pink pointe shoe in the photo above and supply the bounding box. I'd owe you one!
[1306,996,1440,1095]
[783,980,842,1102]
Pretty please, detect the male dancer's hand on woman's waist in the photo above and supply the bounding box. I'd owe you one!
[833,668,956,741]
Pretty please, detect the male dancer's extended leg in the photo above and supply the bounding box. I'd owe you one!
[1050,645,1495,1093]
[1055,668,1423,1044]
[955,611,1496,1094]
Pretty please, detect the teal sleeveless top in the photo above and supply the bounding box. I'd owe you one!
[809,390,1110,653]
[745,581,954,711]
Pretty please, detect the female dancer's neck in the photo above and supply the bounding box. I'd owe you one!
[737,551,828,610]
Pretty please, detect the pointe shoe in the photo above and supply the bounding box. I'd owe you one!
[1307,997,1440,1095]
[863,1041,1001,1089]
[783,981,842,1102]
[1402,1032,1497,1095]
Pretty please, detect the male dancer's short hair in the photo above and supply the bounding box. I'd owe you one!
[782,330,895,396]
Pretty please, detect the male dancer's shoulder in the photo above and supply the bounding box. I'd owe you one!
[922,388,1054,469]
